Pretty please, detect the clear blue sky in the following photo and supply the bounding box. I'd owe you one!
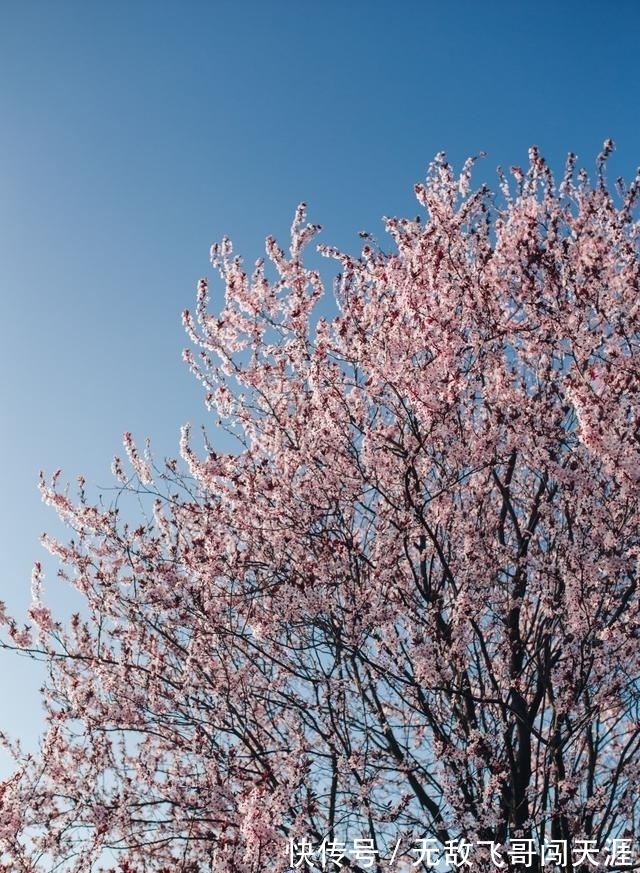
[1,0,639,776]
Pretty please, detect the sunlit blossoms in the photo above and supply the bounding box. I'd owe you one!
[1,144,639,873]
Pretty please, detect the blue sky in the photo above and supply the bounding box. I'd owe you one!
[1,0,639,775]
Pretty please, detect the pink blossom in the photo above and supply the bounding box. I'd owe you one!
[1,144,639,871]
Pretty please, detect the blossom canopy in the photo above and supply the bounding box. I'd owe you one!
[1,144,640,873]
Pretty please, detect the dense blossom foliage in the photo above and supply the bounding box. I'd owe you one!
[1,145,640,873]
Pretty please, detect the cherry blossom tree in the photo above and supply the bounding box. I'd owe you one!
[1,143,640,873]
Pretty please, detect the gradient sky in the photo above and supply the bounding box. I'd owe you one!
[1,0,639,778]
